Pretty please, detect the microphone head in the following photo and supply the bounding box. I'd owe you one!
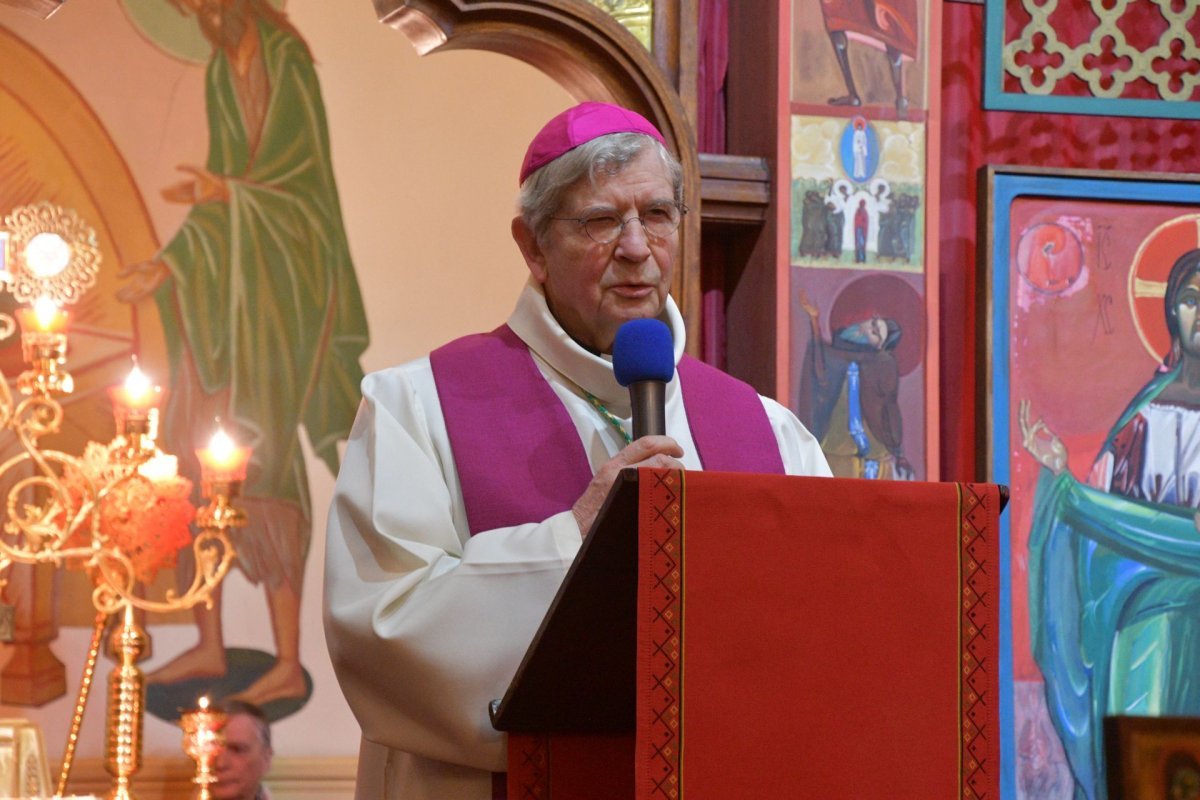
[613,319,675,387]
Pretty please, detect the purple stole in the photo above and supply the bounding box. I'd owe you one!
[429,325,785,535]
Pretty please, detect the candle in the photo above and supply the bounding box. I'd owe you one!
[197,428,252,483]
[110,361,162,411]
[137,453,178,483]
[16,297,68,334]
[190,695,223,748]
[180,694,226,793]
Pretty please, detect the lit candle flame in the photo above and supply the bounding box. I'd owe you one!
[197,425,252,482]
[124,363,152,405]
[34,297,58,328]
[109,358,161,413]
[198,695,209,710]
[22,296,69,333]
[207,429,236,467]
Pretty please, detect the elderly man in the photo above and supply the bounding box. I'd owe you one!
[324,102,830,800]
[213,700,273,800]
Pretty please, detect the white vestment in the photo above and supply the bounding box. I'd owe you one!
[324,280,831,800]
[1089,401,1200,508]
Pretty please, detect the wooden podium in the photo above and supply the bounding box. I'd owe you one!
[491,469,1004,799]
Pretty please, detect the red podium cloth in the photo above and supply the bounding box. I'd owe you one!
[636,470,1000,799]
[505,471,1002,798]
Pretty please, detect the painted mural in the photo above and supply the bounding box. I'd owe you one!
[988,173,1200,800]
[0,0,366,738]
[118,0,369,721]
[789,0,931,479]
[794,276,922,479]
[791,115,925,270]
[0,0,575,786]
[791,0,926,117]
[788,113,927,479]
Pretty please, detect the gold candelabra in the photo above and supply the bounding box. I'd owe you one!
[0,201,251,800]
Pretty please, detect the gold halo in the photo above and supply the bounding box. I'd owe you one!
[120,0,288,65]
[1,202,101,306]
[1128,214,1200,362]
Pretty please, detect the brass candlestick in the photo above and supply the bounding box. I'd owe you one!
[88,471,245,800]
[104,605,147,800]
[180,698,226,800]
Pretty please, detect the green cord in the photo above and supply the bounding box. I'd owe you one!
[584,391,632,445]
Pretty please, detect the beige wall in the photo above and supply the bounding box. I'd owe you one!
[0,0,571,778]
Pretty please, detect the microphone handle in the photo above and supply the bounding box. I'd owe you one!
[630,380,666,439]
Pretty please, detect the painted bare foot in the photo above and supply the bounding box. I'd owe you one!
[228,659,307,706]
[147,644,227,685]
[828,94,862,107]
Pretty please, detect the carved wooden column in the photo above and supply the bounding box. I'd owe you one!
[1,562,67,706]
[0,420,66,705]
[714,5,783,390]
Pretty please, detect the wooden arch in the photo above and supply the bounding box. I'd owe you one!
[371,0,703,342]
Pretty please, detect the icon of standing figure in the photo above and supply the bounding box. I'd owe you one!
[118,0,369,716]
[1021,247,1200,800]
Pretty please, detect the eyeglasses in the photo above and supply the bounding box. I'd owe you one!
[550,203,688,244]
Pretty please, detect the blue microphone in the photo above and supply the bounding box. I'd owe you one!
[613,319,675,439]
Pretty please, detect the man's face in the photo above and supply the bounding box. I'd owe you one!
[1177,272,1200,357]
[514,147,678,354]
[177,0,240,48]
[213,713,271,800]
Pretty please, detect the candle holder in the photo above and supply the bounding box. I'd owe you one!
[196,479,250,533]
[195,431,252,533]
[15,305,72,396]
[107,385,163,462]
[180,699,226,800]
[0,202,250,800]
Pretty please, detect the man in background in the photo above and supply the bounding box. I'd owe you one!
[214,700,273,800]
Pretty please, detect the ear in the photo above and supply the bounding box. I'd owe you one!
[512,217,548,284]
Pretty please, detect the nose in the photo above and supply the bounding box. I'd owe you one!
[614,216,652,260]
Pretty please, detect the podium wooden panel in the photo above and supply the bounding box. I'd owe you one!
[491,469,1003,798]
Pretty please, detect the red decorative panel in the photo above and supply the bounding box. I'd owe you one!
[635,469,683,799]
[960,483,1002,799]
[507,734,550,799]
[634,471,1002,797]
